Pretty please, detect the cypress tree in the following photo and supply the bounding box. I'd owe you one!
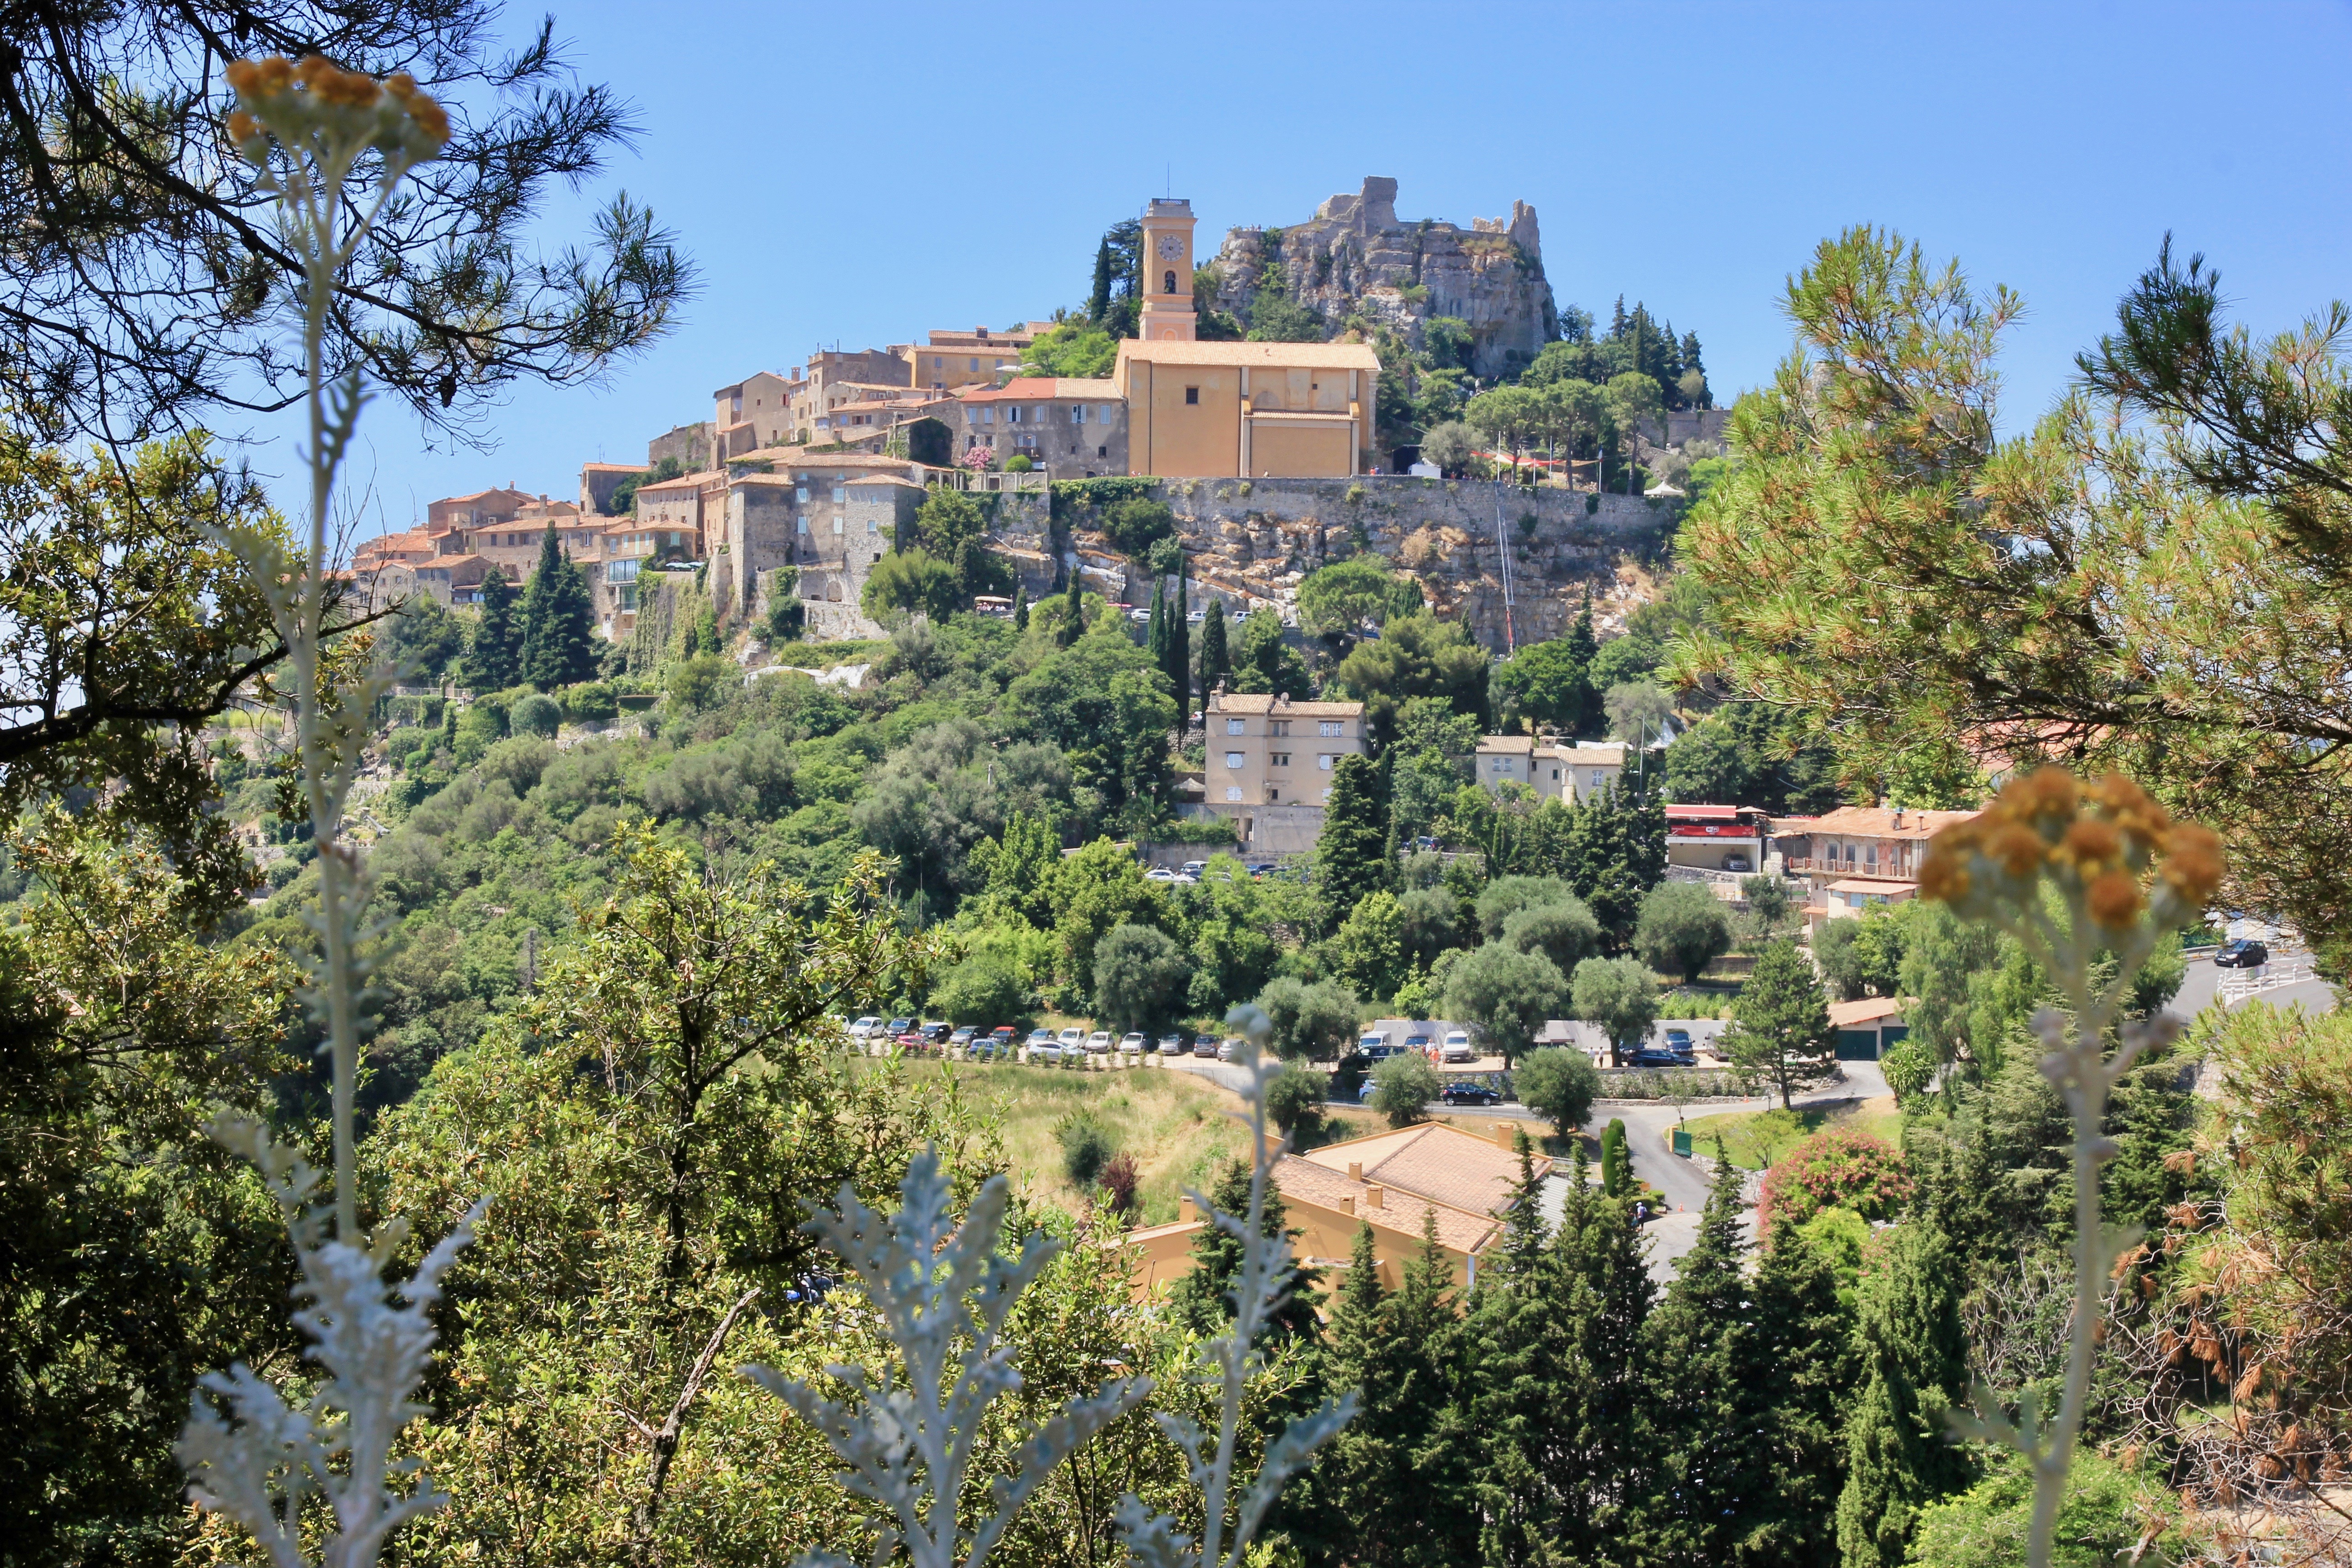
[1469,1137,1575,1568]
[1087,238,1115,324]
[1644,1153,1764,1568]
[1599,1118,1629,1196]
[1744,1218,1862,1568]
[1315,752,1392,920]
[1146,580,1168,672]
[468,565,521,690]
[518,524,596,690]
[1199,597,1230,712]
[1556,1142,1658,1558]
[1835,1223,1972,1568]
[1169,559,1191,725]
[1164,1159,1322,1343]
[1011,583,1028,631]
[1057,566,1084,648]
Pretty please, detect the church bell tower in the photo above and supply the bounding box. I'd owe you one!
[1137,197,1197,343]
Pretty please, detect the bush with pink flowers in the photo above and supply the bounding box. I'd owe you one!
[1756,1123,1912,1230]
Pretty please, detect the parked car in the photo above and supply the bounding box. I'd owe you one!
[1441,1080,1503,1106]
[1119,1032,1147,1053]
[894,1029,926,1052]
[1026,1030,1062,1063]
[1631,1047,1686,1068]
[921,1020,953,1044]
[1217,1037,1244,1061]
[1404,1033,1432,1057]
[1027,1027,1057,1049]
[1664,1027,1693,1053]
[849,1015,884,1040]
[1156,1034,1185,1055]
[949,1026,978,1050]
[1722,854,1753,873]
[1357,1032,1388,1058]
[1086,1030,1113,1054]
[1363,1043,1398,1063]
[1058,1027,1087,1051]
[989,1025,1017,1047]
[965,1035,1005,1061]
[1247,862,1279,877]
[2214,938,2270,968]
[886,1017,914,1039]
[1180,861,1208,878]
[1441,1030,1476,1064]
[1145,866,1177,882]
[1193,1035,1220,1058]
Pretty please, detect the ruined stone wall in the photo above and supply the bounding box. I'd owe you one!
[988,476,1676,650]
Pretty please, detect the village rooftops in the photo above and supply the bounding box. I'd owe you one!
[1803,805,1979,841]
[579,461,647,473]
[1114,337,1383,372]
[1828,996,1911,1029]
[1271,1155,1500,1256]
[1298,1121,1549,1219]
[1208,691,1365,719]
[724,448,922,472]
[956,376,1121,402]
[634,467,726,495]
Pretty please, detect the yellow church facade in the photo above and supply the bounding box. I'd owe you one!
[1112,196,1379,479]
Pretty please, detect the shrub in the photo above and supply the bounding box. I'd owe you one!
[1004,454,1034,472]
[1253,976,1359,1060]
[1514,1046,1601,1136]
[1880,1039,1935,1105]
[1058,1119,1115,1188]
[510,692,561,737]
[1099,1152,1140,1218]
[1370,1052,1439,1127]
[932,957,1028,1026]
[1093,924,1187,1033]
[1633,879,1733,984]
[1755,1125,1912,1229]
[1600,1118,1630,1195]
[1101,496,1175,557]
[562,681,618,725]
[1265,1062,1326,1141]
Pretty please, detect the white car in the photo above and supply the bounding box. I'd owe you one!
[1217,1037,1244,1061]
[1145,866,1177,882]
[1026,1028,1058,1056]
[849,1015,883,1040]
[1119,1032,1147,1053]
[1058,1027,1087,1053]
[1180,861,1207,878]
[1441,1030,1476,1063]
[1087,1030,1113,1054]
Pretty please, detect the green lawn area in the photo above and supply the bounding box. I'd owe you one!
[1676,1097,1905,1170]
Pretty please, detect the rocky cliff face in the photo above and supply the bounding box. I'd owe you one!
[1210,177,1557,379]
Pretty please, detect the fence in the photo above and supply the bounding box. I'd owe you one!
[2217,951,2320,1004]
[922,467,1049,495]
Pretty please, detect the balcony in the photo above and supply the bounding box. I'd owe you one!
[1785,857,1918,882]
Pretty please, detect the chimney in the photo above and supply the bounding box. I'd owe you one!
[1891,807,1906,829]
[1495,1122,1516,1152]
[1179,1195,1198,1224]
[1347,1161,1363,1182]
[1340,1196,1355,1215]
[1365,1184,1385,1210]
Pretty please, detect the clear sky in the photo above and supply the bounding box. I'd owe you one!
[303,0,2352,537]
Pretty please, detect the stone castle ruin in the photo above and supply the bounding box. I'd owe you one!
[1209,177,1558,379]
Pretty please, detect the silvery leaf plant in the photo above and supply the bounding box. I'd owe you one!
[749,1004,1354,1568]
[176,56,485,1568]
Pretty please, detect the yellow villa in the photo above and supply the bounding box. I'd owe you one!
[1111,196,1378,478]
[1124,1120,1547,1303]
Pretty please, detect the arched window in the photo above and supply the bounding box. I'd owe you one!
[1163,270,1177,295]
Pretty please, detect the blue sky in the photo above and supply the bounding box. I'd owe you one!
[304,0,2352,536]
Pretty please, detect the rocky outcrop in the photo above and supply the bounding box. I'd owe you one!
[991,477,1679,651]
[1210,177,1557,379]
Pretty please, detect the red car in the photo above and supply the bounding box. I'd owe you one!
[894,1029,927,1052]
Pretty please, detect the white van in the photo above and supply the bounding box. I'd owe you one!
[1441,1030,1476,1063]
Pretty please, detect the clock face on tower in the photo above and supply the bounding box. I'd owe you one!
[1156,233,1185,260]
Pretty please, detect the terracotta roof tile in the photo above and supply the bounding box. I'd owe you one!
[1272,1156,1497,1255]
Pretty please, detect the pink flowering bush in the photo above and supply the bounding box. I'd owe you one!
[1757,1124,1912,1230]
[962,443,996,471]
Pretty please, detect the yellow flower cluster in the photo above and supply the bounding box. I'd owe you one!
[1918,766,2225,933]
[224,55,448,166]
